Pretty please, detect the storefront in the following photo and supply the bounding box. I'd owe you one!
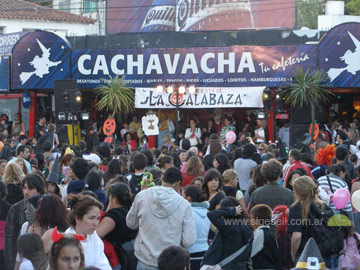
[4,22,360,143]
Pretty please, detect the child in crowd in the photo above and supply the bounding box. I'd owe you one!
[339,225,360,269]
[17,233,48,270]
[249,204,278,270]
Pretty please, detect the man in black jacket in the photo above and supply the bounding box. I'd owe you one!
[201,197,252,270]
[4,174,46,270]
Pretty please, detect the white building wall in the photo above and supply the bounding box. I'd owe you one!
[53,0,105,35]
[318,1,360,31]
[0,19,97,37]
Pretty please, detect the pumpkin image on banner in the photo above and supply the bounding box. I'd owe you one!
[103,118,116,136]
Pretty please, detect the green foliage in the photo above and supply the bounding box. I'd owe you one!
[345,0,360,15]
[95,75,134,118]
[297,0,324,29]
[283,67,334,109]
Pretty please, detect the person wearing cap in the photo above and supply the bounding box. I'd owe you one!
[126,167,196,270]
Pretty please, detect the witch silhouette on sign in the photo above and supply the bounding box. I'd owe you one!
[19,39,62,85]
[328,31,360,81]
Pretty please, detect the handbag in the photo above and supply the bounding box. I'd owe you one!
[200,237,253,270]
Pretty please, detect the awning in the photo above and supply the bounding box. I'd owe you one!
[135,86,265,109]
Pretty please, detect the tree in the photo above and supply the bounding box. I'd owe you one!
[282,68,334,133]
[297,0,324,29]
[95,75,135,119]
[345,0,360,15]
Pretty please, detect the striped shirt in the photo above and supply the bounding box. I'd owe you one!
[317,173,352,212]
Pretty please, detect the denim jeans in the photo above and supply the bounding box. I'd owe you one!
[136,261,159,270]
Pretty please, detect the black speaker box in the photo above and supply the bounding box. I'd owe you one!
[54,80,77,125]
[290,124,310,147]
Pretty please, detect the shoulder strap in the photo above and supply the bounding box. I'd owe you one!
[218,236,253,268]
[326,175,334,193]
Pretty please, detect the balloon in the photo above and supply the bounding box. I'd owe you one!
[225,131,236,144]
[333,188,350,210]
[352,190,360,212]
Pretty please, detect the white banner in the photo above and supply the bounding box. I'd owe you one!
[135,87,265,109]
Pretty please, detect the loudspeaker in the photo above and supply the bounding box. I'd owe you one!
[54,80,77,125]
[291,104,324,125]
[290,124,309,147]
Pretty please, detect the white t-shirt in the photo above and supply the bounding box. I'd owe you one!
[65,227,111,270]
[19,259,34,270]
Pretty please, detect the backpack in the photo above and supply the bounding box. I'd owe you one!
[129,174,144,196]
[309,205,345,257]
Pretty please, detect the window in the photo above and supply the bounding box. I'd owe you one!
[84,0,97,13]
[59,0,70,11]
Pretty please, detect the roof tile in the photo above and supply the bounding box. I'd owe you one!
[0,0,96,24]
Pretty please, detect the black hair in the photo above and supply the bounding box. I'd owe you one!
[163,167,182,184]
[23,174,46,194]
[337,130,348,141]
[182,139,191,151]
[220,196,239,208]
[183,185,206,203]
[142,150,154,166]
[0,181,7,200]
[290,149,301,161]
[70,158,90,180]
[109,182,132,209]
[17,145,27,156]
[78,140,86,152]
[115,146,123,155]
[214,153,231,175]
[86,171,102,190]
[286,169,305,190]
[251,152,263,165]
[350,154,358,163]
[336,146,348,161]
[158,246,190,270]
[43,141,53,152]
[132,152,148,171]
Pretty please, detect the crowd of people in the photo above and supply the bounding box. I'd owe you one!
[1,112,360,270]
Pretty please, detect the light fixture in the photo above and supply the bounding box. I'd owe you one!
[167,86,174,94]
[178,86,186,94]
[257,111,266,119]
[156,85,164,93]
[188,86,196,94]
[74,91,81,102]
[80,112,90,120]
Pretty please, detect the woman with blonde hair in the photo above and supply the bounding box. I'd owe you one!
[348,127,360,146]
[222,169,248,217]
[181,156,204,187]
[15,158,28,175]
[287,176,326,265]
[3,163,25,204]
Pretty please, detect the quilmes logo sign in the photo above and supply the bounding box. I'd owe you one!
[176,0,253,31]
[140,4,176,31]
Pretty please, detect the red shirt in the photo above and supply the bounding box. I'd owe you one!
[283,160,314,183]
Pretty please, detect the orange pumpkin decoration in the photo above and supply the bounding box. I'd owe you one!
[103,118,116,136]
